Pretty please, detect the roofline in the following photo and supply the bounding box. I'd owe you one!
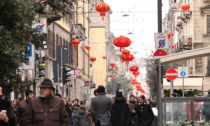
[155,47,210,65]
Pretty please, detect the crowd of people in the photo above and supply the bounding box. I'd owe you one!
[0,78,157,126]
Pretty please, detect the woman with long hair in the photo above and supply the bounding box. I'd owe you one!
[111,91,131,126]
[135,95,154,126]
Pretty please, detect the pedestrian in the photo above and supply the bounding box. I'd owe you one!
[11,99,18,117]
[24,78,69,126]
[0,86,16,126]
[135,95,154,126]
[91,85,112,126]
[71,98,80,126]
[17,89,34,126]
[202,89,210,122]
[111,90,131,126]
[128,95,137,126]
[77,105,90,126]
[62,96,73,126]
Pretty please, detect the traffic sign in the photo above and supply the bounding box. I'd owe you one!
[154,33,169,50]
[166,69,178,80]
[178,67,188,77]
[153,50,168,64]
[32,18,47,33]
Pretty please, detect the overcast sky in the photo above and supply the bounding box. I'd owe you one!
[105,0,169,58]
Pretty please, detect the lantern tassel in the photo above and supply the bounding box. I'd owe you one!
[126,61,129,72]
[102,16,104,21]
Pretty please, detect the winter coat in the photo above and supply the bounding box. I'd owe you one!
[24,95,69,126]
[111,97,131,126]
[128,100,137,126]
[17,100,30,126]
[91,93,112,125]
[135,103,154,126]
[65,103,73,125]
[77,109,90,126]
[0,98,16,126]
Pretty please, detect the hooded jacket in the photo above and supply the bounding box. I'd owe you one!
[77,109,90,126]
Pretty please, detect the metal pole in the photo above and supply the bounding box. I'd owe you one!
[183,78,184,97]
[158,0,162,32]
[170,7,174,94]
[57,64,60,94]
[61,47,64,96]
[157,59,163,126]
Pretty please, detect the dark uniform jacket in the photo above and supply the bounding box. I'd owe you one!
[135,103,154,126]
[17,100,30,126]
[0,98,16,126]
[24,95,69,126]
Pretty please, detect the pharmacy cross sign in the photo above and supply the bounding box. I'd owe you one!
[166,69,178,80]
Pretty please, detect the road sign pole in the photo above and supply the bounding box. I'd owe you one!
[183,78,184,97]
[170,7,174,95]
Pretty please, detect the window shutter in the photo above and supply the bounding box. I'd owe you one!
[207,15,210,34]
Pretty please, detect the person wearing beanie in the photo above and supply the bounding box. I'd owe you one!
[17,89,34,126]
[110,90,131,126]
[24,78,69,126]
[91,85,112,126]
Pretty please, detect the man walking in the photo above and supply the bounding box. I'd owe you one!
[91,85,112,126]
[17,89,34,126]
[24,79,69,126]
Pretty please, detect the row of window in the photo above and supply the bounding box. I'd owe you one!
[48,29,78,67]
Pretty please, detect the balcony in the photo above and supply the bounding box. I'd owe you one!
[183,38,192,50]
[72,24,86,41]
[204,0,210,3]
[186,10,192,19]
[45,5,62,24]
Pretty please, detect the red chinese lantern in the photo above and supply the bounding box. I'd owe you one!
[102,56,106,59]
[181,3,190,17]
[133,71,140,78]
[129,65,139,72]
[131,81,136,85]
[110,63,115,66]
[169,44,175,48]
[136,84,141,89]
[132,79,136,82]
[110,74,114,78]
[123,49,130,55]
[112,65,116,69]
[85,45,90,50]
[167,32,174,39]
[72,39,80,49]
[113,36,131,52]
[90,57,96,63]
[95,2,110,21]
[110,63,115,69]
[122,54,134,71]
